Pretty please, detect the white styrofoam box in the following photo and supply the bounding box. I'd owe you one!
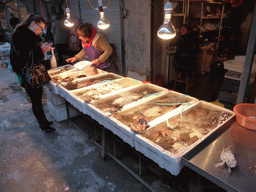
[85,84,169,131]
[156,100,235,175]
[70,77,143,105]
[105,90,199,148]
[135,134,164,168]
[120,83,169,110]
[48,64,75,77]
[68,79,115,114]
[60,72,123,93]
[99,77,143,99]
[57,84,71,100]
[88,83,168,119]
[46,81,59,95]
[44,86,65,106]
[106,115,136,147]
[62,87,87,114]
[111,90,199,130]
[146,91,199,127]
[162,151,183,176]
[224,55,256,73]
[56,70,88,80]
[47,100,79,122]
[72,72,122,83]
[87,103,108,126]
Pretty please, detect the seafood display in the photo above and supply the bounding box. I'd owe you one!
[112,93,195,133]
[73,78,142,103]
[48,65,74,76]
[51,72,87,84]
[91,87,160,115]
[215,145,237,174]
[141,107,232,155]
[61,74,120,90]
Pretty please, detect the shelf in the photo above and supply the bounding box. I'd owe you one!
[190,0,222,4]
[172,13,186,17]
[192,16,229,19]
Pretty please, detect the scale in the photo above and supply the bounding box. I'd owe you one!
[223,55,256,83]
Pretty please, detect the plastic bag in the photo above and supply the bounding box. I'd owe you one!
[50,48,57,69]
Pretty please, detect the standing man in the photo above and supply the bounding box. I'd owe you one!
[52,12,70,66]
[10,14,20,30]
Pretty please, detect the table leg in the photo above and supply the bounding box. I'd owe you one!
[101,126,106,160]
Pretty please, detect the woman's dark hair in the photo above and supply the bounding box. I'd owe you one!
[14,14,47,32]
[76,23,93,38]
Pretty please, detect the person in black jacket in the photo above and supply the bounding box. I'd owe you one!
[10,14,55,133]
[174,24,200,72]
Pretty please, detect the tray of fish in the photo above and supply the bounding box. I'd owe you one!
[105,91,198,147]
[47,65,75,94]
[60,72,123,91]
[87,83,168,127]
[70,77,143,104]
[57,73,122,113]
[48,64,75,77]
[109,90,198,134]
[68,77,142,115]
[50,69,88,84]
[134,100,235,175]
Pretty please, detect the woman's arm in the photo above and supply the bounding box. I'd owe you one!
[66,44,87,63]
[74,45,87,60]
[94,34,112,63]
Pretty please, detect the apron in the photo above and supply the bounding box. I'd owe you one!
[83,44,118,73]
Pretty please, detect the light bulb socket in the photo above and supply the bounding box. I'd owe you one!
[164,2,173,15]
[98,6,103,12]
[65,7,70,13]
[164,2,173,10]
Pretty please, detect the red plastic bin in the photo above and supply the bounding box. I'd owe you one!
[233,103,256,130]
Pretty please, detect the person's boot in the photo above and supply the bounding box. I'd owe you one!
[39,124,56,133]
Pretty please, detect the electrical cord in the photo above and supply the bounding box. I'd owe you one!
[88,0,111,10]
[119,0,129,19]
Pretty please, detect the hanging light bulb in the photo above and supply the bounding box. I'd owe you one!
[97,0,110,30]
[64,7,74,27]
[97,7,110,30]
[157,2,176,40]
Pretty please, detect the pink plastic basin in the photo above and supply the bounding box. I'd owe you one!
[233,103,256,130]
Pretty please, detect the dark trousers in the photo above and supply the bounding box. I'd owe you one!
[25,87,48,126]
[56,44,69,66]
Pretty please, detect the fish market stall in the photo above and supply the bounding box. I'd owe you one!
[45,64,248,192]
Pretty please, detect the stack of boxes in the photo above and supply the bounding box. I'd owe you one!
[45,86,79,122]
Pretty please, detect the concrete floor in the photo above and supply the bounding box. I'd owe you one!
[0,66,227,192]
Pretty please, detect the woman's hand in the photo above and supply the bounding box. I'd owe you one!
[66,57,77,63]
[90,64,98,75]
[41,42,53,52]
[92,59,101,65]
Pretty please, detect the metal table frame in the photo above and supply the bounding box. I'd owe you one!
[65,100,158,192]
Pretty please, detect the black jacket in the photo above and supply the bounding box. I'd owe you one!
[174,31,200,71]
[10,25,44,76]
